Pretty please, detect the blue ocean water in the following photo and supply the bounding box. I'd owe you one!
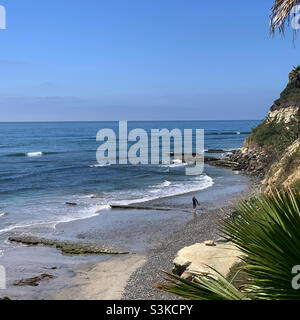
[0,120,259,237]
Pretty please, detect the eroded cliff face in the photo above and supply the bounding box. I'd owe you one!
[267,106,299,124]
[229,66,300,190]
[263,139,300,192]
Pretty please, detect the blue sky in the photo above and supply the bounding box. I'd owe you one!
[0,0,299,121]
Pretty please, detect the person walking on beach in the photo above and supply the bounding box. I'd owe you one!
[193,196,200,215]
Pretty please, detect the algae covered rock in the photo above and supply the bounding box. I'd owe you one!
[13,274,54,287]
[8,236,130,256]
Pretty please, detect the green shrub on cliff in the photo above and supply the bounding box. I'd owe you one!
[279,83,300,105]
[249,119,298,155]
[158,190,300,300]
[275,66,300,106]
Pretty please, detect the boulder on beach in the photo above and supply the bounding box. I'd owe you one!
[173,242,242,280]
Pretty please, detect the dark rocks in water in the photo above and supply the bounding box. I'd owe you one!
[8,236,130,256]
[171,149,234,156]
[204,155,220,162]
[170,148,265,175]
[44,266,57,270]
[205,149,231,154]
[110,205,171,211]
[0,297,11,300]
[204,155,239,168]
[13,274,53,287]
[65,202,77,206]
[212,160,239,168]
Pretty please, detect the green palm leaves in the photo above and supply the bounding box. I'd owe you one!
[158,190,300,300]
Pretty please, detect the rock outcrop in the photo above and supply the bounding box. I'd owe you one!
[172,242,242,281]
[13,274,54,287]
[228,149,267,177]
[263,139,300,192]
[9,236,130,256]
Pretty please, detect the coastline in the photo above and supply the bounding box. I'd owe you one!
[50,172,259,301]
[0,165,258,300]
[123,194,250,300]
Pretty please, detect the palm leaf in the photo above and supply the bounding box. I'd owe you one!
[223,190,300,300]
[158,189,300,300]
[156,268,249,301]
[270,0,300,34]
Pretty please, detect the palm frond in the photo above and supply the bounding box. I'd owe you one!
[158,189,300,300]
[270,0,300,34]
[156,268,249,301]
[222,190,300,300]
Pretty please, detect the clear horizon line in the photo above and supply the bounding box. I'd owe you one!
[0,119,262,123]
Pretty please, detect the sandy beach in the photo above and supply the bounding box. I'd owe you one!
[0,166,257,300]
[53,254,147,300]
[55,173,258,300]
[53,190,254,301]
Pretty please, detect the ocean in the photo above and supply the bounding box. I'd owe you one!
[0,120,259,254]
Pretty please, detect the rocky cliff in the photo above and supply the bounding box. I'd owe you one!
[229,66,300,191]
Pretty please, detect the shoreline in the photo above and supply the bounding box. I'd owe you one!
[0,166,258,300]
[50,175,259,301]
[123,181,257,300]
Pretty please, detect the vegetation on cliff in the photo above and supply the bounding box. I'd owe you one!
[274,66,300,107]
[249,65,300,156]
[245,66,299,154]
[249,119,298,155]
[230,66,300,186]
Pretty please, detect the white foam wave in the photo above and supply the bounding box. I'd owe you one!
[53,204,110,228]
[88,164,111,168]
[162,180,171,187]
[26,152,43,157]
[149,180,171,193]
[0,204,111,234]
[111,175,214,206]
[79,194,97,199]
[0,221,54,234]
[161,161,188,168]
[172,159,183,165]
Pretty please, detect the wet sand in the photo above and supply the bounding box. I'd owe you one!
[0,166,256,300]
[53,254,147,300]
